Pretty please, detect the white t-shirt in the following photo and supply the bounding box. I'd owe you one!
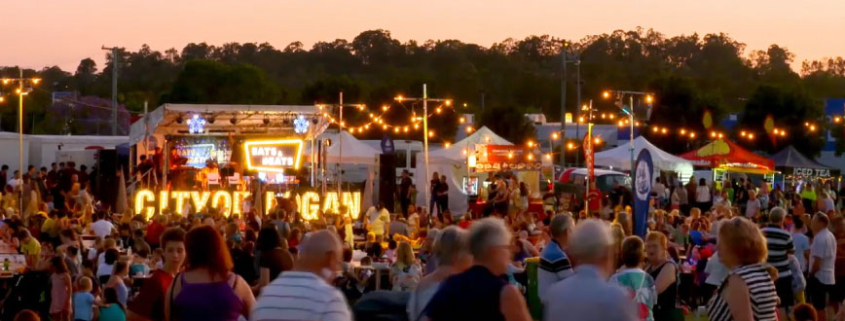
[368,208,390,236]
[6,178,20,190]
[810,228,837,285]
[745,199,761,218]
[792,232,811,272]
[695,186,711,203]
[91,220,115,240]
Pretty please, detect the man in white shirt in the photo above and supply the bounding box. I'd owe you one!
[251,230,351,321]
[90,212,115,240]
[809,213,836,313]
[6,170,21,190]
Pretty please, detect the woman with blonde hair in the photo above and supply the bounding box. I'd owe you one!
[707,217,777,321]
[407,226,471,320]
[615,211,632,236]
[390,241,423,291]
[610,223,625,269]
[645,232,678,321]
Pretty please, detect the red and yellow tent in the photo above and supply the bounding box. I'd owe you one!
[680,139,775,174]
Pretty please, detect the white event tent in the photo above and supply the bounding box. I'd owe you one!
[415,126,539,215]
[594,136,694,181]
[305,130,377,209]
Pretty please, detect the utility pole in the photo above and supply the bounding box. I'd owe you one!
[559,44,567,169]
[102,46,118,135]
[395,86,452,215]
[573,56,582,167]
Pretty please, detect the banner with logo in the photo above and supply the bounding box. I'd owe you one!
[633,149,653,237]
[472,145,542,172]
[583,124,595,181]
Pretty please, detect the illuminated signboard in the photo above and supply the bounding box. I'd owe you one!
[134,189,361,220]
[177,143,216,168]
[244,139,304,172]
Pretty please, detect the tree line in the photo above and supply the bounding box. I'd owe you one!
[1,28,844,157]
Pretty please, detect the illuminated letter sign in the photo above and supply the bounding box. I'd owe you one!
[133,189,362,220]
[244,139,304,172]
[134,190,155,219]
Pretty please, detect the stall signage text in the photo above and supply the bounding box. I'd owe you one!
[244,139,303,172]
[793,167,830,178]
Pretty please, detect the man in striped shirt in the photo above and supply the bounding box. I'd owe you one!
[760,207,795,316]
[538,214,575,303]
[251,230,352,321]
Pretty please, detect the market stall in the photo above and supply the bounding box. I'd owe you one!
[594,136,694,182]
[414,126,542,216]
[770,145,837,185]
[679,138,776,187]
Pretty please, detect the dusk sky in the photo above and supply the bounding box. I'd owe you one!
[2,0,843,72]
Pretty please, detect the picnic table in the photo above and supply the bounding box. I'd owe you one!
[350,260,391,290]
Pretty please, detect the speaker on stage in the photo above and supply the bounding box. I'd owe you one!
[377,154,396,210]
[95,149,119,212]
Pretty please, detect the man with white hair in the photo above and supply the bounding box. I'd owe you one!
[543,219,637,321]
[761,206,795,316]
[427,218,532,321]
[538,214,574,302]
[251,230,351,321]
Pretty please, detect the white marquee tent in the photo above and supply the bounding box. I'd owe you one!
[414,126,542,216]
[594,136,694,181]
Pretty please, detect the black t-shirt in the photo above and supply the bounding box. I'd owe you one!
[259,248,294,281]
[400,177,412,199]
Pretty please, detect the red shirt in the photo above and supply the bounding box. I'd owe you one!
[146,221,165,246]
[128,269,174,321]
[587,188,603,212]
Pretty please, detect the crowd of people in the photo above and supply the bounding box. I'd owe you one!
[3,154,845,321]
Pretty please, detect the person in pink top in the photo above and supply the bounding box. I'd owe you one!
[49,256,72,321]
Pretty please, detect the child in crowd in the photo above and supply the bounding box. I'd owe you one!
[149,248,163,270]
[81,260,101,296]
[384,240,397,262]
[788,253,806,304]
[129,248,151,277]
[73,277,98,321]
[98,288,126,321]
[13,310,40,321]
[792,304,817,321]
[49,256,72,321]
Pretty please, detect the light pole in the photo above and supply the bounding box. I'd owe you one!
[102,46,119,135]
[602,90,653,214]
[2,69,41,210]
[602,90,653,175]
[395,85,452,215]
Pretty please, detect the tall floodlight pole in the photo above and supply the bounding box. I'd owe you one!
[1,70,41,213]
[102,46,119,135]
[395,86,452,215]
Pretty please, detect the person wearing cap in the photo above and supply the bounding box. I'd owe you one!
[538,214,574,302]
